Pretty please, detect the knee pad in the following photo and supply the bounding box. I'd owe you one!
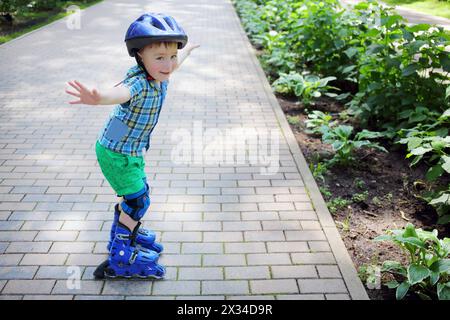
[120,185,150,221]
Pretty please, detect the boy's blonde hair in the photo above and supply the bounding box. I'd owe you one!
[142,41,178,50]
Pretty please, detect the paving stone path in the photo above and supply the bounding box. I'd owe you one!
[0,0,368,300]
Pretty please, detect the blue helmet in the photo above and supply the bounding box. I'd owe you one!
[125,13,188,57]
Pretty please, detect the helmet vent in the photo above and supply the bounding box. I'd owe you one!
[150,16,166,31]
[163,17,175,31]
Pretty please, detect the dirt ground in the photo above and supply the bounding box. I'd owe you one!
[277,94,450,300]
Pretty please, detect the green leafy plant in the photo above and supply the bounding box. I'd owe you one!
[327,196,351,214]
[422,185,450,225]
[319,185,332,198]
[353,177,366,190]
[233,0,450,224]
[348,4,450,134]
[272,72,339,106]
[286,115,300,126]
[358,263,381,289]
[320,125,388,165]
[396,108,450,223]
[374,223,450,300]
[352,191,369,203]
[310,160,329,184]
[304,110,337,135]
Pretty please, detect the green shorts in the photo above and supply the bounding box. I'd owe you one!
[95,141,146,196]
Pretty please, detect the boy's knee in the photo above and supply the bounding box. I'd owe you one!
[120,185,150,221]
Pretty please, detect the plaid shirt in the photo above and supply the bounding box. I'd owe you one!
[97,64,169,157]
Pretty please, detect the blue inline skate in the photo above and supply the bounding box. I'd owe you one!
[94,221,165,279]
[107,204,163,254]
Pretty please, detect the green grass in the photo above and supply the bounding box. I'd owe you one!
[0,0,103,44]
[382,0,450,20]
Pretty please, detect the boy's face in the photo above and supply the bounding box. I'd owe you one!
[137,42,178,83]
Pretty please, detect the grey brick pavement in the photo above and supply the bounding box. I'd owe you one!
[0,0,368,299]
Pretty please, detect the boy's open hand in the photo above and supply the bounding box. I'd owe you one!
[65,80,101,105]
[186,43,200,54]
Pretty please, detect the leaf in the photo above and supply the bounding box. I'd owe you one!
[332,140,345,151]
[312,91,321,98]
[396,281,410,300]
[353,140,371,149]
[381,261,407,276]
[407,137,423,150]
[369,144,388,153]
[409,40,427,53]
[398,109,413,119]
[446,87,450,100]
[366,43,384,55]
[442,156,450,174]
[410,147,432,156]
[335,92,351,101]
[373,235,393,242]
[403,223,419,239]
[335,125,353,138]
[386,57,401,68]
[383,14,404,28]
[407,24,431,32]
[416,229,440,245]
[430,271,440,286]
[430,193,450,206]
[416,292,432,300]
[344,47,359,59]
[425,165,444,181]
[318,76,336,87]
[410,154,423,166]
[440,54,450,73]
[437,282,450,300]
[342,65,357,74]
[430,259,450,274]
[395,236,426,250]
[440,108,450,118]
[437,214,450,225]
[402,64,418,77]
[431,139,446,151]
[355,130,383,140]
[407,264,430,285]
[409,113,427,123]
[386,280,399,289]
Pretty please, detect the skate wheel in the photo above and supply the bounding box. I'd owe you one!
[93,259,109,279]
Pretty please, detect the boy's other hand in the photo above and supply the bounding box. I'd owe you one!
[65,80,101,105]
[186,43,200,54]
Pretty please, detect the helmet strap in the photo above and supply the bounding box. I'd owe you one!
[135,55,155,81]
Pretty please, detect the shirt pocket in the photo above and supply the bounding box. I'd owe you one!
[104,117,130,142]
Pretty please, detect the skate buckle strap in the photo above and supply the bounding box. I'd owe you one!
[115,222,141,244]
[128,221,141,264]
[129,249,139,264]
[130,221,142,246]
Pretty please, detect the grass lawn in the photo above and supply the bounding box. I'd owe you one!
[0,0,103,44]
[382,0,450,19]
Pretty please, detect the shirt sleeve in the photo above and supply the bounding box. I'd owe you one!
[123,77,144,107]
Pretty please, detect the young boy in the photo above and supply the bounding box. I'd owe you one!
[65,13,199,279]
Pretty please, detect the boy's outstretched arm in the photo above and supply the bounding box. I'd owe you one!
[175,43,200,70]
[65,80,130,105]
